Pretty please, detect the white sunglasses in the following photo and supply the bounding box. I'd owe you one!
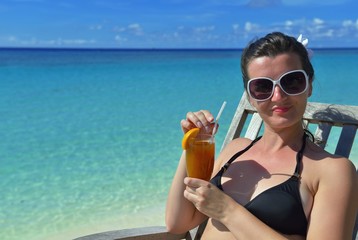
[247,70,309,101]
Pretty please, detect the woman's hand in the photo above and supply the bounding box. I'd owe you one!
[183,177,235,221]
[181,110,216,134]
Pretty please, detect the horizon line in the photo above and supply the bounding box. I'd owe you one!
[1,46,358,51]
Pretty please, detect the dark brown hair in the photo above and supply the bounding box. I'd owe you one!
[241,32,314,89]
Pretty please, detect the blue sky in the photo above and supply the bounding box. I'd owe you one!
[1,0,357,48]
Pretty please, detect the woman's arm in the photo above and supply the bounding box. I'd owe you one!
[165,151,208,233]
[165,110,215,233]
[306,157,358,239]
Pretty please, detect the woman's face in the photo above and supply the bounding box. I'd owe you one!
[247,53,312,131]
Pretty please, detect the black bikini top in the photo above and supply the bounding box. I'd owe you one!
[210,134,308,236]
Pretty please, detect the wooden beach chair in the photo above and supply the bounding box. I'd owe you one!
[75,92,358,240]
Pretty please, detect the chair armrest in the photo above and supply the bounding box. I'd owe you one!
[73,226,191,240]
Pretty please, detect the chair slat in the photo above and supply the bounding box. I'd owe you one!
[335,125,358,158]
[304,103,358,125]
[314,122,333,148]
[221,93,254,150]
[245,113,263,140]
[74,226,190,240]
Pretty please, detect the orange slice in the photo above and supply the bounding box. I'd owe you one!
[182,128,200,150]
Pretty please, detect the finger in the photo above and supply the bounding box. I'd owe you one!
[183,110,215,134]
[186,111,204,128]
[183,186,204,207]
[183,188,197,203]
[185,185,197,194]
[180,119,196,133]
[184,177,210,188]
[200,110,218,134]
[195,110,215,131]
[200,110,215,123]
[189,110,215,133]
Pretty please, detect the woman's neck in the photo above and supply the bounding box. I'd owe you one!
[260,123,305,153]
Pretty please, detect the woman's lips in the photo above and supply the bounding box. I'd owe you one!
[272,106,291,113]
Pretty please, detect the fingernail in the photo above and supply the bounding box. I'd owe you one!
[184,177,189,184]
[205,126,210,133]
[196,122,203,128]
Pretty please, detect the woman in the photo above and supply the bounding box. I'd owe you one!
[165,32,358,239]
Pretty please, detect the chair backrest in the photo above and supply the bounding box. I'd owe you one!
[222,93,358,159]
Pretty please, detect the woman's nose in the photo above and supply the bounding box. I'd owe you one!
[271,85,287,101]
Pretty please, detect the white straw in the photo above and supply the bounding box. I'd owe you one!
[212,101,226,135]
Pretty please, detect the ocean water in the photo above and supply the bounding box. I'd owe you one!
[0,48,357,240]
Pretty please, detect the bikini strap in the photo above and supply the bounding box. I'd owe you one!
[222,136,262,172]
[293,133,307,178]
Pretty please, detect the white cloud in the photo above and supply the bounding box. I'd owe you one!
[207,0,248,6]
[127,23,143,35]
[194,25,215,33]
[335,19,358,39]
[285,20,294,27]
[342,19,358,29]
[220,17,358,47]
[1,36,38,45]
[283,20,295,30]
[164,17,357,47]
[128,23,141,30]
[312,29,334,38]
[113,23,144,36]
[244,22,259,32]
[313,18,324,25]
[61,39,96,45]
[232,24,240,33]
[11,0,44,2]
[115,35,127,43]
[47,38,96,46]
[282,0,350,6]
[0,35,96,46]
[342,20,354,27]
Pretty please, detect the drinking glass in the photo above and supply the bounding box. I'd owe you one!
[186,133,215,180]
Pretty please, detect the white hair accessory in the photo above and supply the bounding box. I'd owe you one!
[297,34,313,59]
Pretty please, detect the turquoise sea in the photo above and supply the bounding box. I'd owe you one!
[1,48,357,240]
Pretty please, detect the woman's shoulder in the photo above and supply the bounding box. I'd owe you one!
[307,142,356,171]
[318,155,356,180]
[215,137,255,165]
[224,137,255,153]
[305,142,357,185]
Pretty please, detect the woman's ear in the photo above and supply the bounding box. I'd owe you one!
[308,81,313,97]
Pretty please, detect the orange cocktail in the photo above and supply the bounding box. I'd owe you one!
[186,133,215,181]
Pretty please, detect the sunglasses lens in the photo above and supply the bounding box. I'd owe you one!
[281,71,307,94]
[249,78,273,100]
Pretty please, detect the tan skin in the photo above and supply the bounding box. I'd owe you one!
[166,53,358,239]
